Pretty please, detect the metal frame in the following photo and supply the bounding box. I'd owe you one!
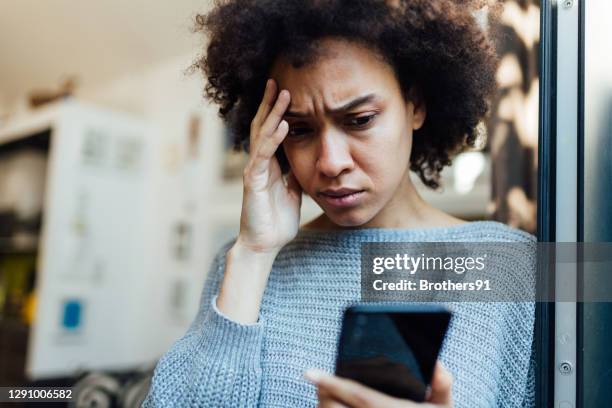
[554,0,579,406]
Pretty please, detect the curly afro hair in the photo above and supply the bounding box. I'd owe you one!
[193,0,499,189]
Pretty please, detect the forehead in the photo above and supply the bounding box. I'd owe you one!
[269,39,400,111]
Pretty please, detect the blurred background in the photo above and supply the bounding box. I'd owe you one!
[0,0,539,405]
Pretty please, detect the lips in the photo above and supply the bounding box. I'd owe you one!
[319,188,364,197]
[318,188,366,208]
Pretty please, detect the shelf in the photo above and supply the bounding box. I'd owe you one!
[0,103,58,147]
[0,238,38,256]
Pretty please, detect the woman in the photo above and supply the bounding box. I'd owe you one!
[144,1,535,407]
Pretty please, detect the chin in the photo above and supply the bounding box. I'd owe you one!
[324,208,373,228]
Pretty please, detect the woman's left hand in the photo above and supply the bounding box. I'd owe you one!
[304,361,453,408]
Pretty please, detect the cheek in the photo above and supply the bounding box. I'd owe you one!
[379,116,413,159]
[358,125,412,183]
[370,107,412,154]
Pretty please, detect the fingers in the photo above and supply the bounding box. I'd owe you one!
[427,361,453,406]
[317,396,350,408]
[250,79,277,138]
[317,387,350,408]
[305,369,399,408]
[258,88,291,141]
[249,119,289,175]
[246,79,291,177]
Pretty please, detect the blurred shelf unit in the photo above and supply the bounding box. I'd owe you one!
[0,99,160,384]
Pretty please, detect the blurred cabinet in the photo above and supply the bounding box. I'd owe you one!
[0,100,159,382]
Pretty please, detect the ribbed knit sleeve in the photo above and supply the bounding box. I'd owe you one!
[142,240,265,408]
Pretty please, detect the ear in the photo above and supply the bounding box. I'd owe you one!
[406,85,426,131]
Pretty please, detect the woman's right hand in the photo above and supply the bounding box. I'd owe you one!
[217,79,302,323]
[237,78,302,255]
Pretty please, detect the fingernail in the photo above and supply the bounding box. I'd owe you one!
[425,385,432,400]
[304,369,326,384]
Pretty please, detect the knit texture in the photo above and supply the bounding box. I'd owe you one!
[143,221,536,407]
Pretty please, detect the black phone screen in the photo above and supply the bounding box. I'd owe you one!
[335,305,451,402]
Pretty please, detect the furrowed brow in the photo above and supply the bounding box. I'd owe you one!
[329,94,376,114]
[284,94,377,118]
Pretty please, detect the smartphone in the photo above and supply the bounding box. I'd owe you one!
[335,304,452,402]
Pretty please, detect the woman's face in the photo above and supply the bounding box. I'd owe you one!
[272,38,426,227]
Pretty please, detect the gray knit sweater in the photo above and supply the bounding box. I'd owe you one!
[143,221,536,407]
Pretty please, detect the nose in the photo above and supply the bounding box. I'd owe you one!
[315,126,354,178]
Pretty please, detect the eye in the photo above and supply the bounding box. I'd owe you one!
[344,113,377,129]
[287,124,313,139]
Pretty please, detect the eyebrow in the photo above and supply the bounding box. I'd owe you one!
[284,93,377,118]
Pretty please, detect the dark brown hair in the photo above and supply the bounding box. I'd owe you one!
[193,0,499,188]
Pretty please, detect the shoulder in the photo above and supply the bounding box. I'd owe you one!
[466,222,537,297]
[463,221,536,261]
[460,220,536,243]
[455,221,536,284]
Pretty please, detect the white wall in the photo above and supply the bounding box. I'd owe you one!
[0,54,220,354]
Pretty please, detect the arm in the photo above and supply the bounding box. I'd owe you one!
[142,240,266,408]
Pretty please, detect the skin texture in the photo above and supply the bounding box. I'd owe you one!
[272,38,464,229]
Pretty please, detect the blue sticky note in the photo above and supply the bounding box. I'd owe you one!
[62,300,82,329]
